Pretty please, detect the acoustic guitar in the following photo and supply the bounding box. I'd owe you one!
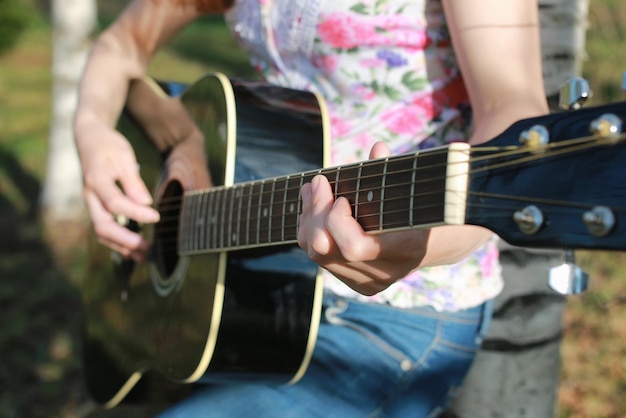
[81,73,626,408]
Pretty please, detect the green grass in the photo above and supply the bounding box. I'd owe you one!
[1,2,626,417]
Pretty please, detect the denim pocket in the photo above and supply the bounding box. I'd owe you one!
[323,297,414,366]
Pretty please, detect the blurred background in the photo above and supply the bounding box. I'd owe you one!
[1,0,626,417]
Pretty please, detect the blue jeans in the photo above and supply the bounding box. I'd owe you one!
[158,293,493,418]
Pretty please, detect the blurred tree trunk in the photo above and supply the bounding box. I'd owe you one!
[442,1,590,417]
[41,0,97,244]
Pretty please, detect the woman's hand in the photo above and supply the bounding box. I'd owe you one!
[297,142,431,295]
[76,119,159,261]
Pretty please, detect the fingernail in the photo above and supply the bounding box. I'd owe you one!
[301,183,311,204]
[311,175,320,193]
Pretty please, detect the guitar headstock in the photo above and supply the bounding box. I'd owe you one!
[465,78,626,295]
[466,82,626,253]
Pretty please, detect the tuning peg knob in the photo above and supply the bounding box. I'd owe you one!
[548,250,589,295]
[559,77,591,110]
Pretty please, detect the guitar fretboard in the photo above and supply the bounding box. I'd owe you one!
[178,143,470,255]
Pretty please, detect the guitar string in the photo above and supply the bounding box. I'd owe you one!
[155,138,626,251]
[156,131,622,211]
[147,133,626,250]
[155,132,625,217]
[156,138,625,218]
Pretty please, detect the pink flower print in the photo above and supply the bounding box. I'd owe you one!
[354,132,375,150]
[312,54,339,73]
[359,58,385,69]
[318,13,376,49]
[351,84,377,101]
[480,240,500,278]
[381,103,427,135]
[369,14,414,30]
[399,30,430,49]
[410,94,441,121]
[330,115,353,138]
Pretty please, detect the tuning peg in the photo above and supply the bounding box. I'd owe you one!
[559,77,591,110]
[548,250,589,295]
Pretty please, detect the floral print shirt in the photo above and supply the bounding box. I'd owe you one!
[225,0,503,311]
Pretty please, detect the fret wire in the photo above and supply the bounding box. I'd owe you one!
[285,176,301,241]
[196,192,204,251]
[334,166,341,202]
[201,192,209,251]
[241,185,248,246]
[246,183,253,247]
[410,155,417,227]
[178,196,186,253]
[220,188,228,249]
[235,185,242,247]
[269,178,276,243]
[187,194,197,252]
[179,195,188,253]
[227,186,235,247]
[188,194,197,252]
[297,173,304,238]
[256,181,263,245]
[212,189,221,250]
[194,193,203,252]
[281,176,288,242]
[380,158,388,232]
[189,193,196,252]
[195,193,203,251]
[355,163,362,220]
[205,190,214,251]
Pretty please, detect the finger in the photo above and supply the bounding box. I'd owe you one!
[93,176,160,225]
[307,175,336,257]
[85,190,149,254]
[326,196,381,262]
[369,141,391,159]
[117,157,154,206]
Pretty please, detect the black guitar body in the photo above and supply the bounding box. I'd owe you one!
[82,74,327,407]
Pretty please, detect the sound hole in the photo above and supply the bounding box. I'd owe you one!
[154,180,183,278]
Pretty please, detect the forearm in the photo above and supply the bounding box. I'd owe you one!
[74,31,147,137]
[74,0,206,147]
[416,225,492,269]
[443,0,549,146]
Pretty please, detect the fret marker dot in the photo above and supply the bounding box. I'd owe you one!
[367,191,374,202]
[263,208,268,217]
[289,203,295,213]
[232,233,237,243]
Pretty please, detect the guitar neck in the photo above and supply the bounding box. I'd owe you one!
[178,143,471,255]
